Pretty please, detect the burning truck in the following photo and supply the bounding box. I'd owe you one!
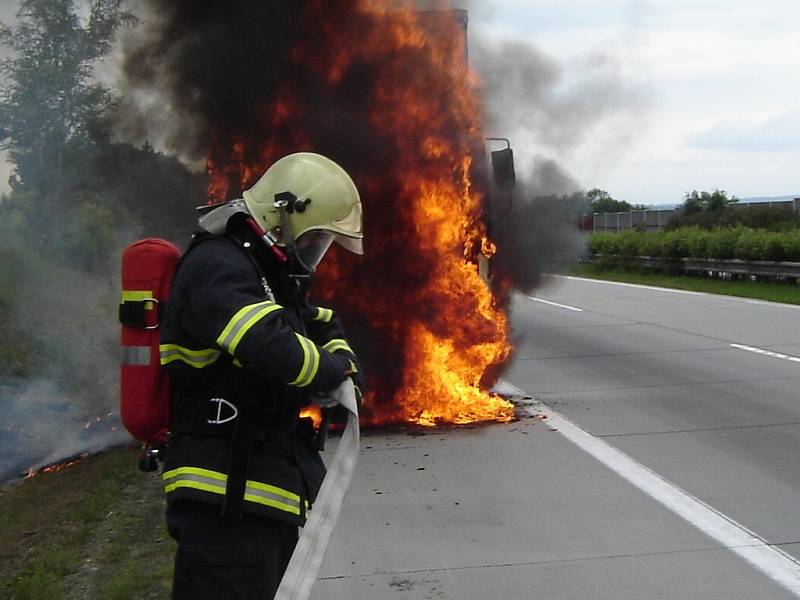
[6,1,524,482]
[118,0,520,428]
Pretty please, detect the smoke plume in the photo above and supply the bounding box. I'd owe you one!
[0,258,129,480]
[489,159,588,292]
[473,37,638,153]
[109,0,645,407]
[0,0,206,481]
[1,0,645,477]
[112,1,512,421]
[468,25,643,292]
[113,0,305,169]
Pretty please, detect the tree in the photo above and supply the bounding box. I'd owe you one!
[682,189,738,214]
[0,0,135,193]
[586,188,633,213]
[0,0,137,266]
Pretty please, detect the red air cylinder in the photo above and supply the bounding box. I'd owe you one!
[119,238,182,445]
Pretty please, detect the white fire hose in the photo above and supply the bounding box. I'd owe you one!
[275,378,360,600]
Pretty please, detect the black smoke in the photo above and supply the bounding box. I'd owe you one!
[469,26,644,293]
[108,0,642,415]
[115,1,304,169]
[489,159,589,293]
[114,1,488,413]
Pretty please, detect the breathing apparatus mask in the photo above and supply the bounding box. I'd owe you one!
[271,192,334,302]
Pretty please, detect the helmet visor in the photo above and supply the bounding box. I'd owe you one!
[296,230,334,271]
[333,234,363,255]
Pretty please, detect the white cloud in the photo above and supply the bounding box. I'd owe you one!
[467,0,800,204]
[691,109,800,152]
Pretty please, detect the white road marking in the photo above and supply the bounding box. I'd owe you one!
[528,297,584,312]
[560,275,704,296]
[499,379,800,596]
[559,275,800,309]
[731,344,800,364]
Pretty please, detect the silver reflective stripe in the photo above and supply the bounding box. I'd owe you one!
[122,345,151,366]
[314,307,334,323]
[289,334,320,388]
[245,484,302,514]
[163,467,303,516]
[159,345,221,368]
[217,301,282,354]
[163,471,227,495]
[322,339,354,356]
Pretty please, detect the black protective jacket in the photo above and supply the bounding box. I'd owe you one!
[159,225,358,526]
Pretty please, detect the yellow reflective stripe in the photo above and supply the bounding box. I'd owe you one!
[313,307,334,323]
[159,344,221,368]
[121,290,156,310]
[163,467,301,515]
[306,343,321,385]
[216,301,283,355]
[162,466,227,495]
[121,290,154,302]
[163,467,227,482]
[247,479,300,502]
[289,334,312,387]
[288,334,320,388]
[165,480,225,495]
[244,480,301,514]
[322,338,354,356]
[243,493,301,515]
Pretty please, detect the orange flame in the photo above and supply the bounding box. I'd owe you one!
[207,1,514,427]
[25,453,90,479]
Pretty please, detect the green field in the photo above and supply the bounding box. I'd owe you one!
[0,447,174,600]
[570,264,800,305]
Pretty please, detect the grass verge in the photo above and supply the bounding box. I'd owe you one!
[0,446,174,599]
[569,264,800,305]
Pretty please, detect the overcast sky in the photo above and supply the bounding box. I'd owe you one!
[468,0,800,205]
[1,1,798,205]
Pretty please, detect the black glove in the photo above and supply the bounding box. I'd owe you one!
[345,357,365,401]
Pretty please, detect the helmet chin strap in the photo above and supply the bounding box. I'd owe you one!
[274,192,299,257]
[274,192,315,302]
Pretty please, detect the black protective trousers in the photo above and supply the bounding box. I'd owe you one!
[167,501,298,600]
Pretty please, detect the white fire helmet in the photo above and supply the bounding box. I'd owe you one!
[243,153,363,269]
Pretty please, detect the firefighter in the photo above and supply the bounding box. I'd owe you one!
[159,152,364,599]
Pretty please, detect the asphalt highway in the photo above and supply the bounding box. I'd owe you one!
[312,276,800,599]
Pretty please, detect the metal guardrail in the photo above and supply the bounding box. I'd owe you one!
[588,255,800,280]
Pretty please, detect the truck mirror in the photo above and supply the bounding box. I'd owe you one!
[491,147,516,191]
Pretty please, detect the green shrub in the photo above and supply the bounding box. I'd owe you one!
[659,230,690,258]
[734,229,767,261]
[0,248,46,377]
[638,233,662,257]
[588,227,800,262]
[764,233,785,261]
[781,230,800,261]
[683,228,710,258]
[587,233,617,255]
[705,228,738,259]
[53,200,118,271]
[617,231,645,257]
